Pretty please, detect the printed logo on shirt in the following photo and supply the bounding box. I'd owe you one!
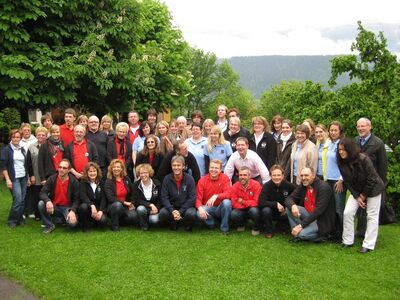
[153,190,158,196]
[261,142,267,148]
[220,149,225,154]
[182,185,187,192]
[85,152,89,157]
[283,190,289,197]
[250,191,253,196]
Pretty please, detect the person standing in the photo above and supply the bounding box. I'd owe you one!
[1,129,29,228]
[59,108,77,146]
[338,139,385,253]
[86,115,109,179]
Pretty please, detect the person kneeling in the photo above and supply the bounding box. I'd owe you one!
[132,163,161,230]
[285,167,336,242]
[38,159,79,234]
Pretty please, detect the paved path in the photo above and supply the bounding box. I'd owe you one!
[0,276,38,300]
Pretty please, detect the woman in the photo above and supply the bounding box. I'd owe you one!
[276,119,296,180]
[248,116,277,171]
[204,125,232,171]
[1,129,29,228]
[135,135,164,178]
[338,138,384,253]
[77,115,88,129]
[185,122,208,176]
[156,121,174,156]
[202,119,215,137]
[107,122,133,180]
[78,162,108,231]
[132,121,156,164]
[315,124,330,180]
[326,121,347,228]
[132,163,161,230]
[26,126,48,219]
[38,124,64,183]
[100,114,114,138]
[105,159,137,231]
[289,124,318,185]
[271,115,283,141]
[303,118,317,144]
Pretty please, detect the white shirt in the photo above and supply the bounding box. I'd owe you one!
[141,180,153,201]
[11,143,26,178]
[224,149,271,184]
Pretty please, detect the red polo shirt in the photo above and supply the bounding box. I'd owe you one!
[51,145,63,170]
[53,176,70,206]
[116,179,128,201]
[230,179,262,209]
[304,187,316,213]
[60,124,74,146]
[73,139,89,174]
[128,125,140,145]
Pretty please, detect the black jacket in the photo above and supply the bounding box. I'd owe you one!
[285,177,336,237]
[39,173,80,212]
[64,139,99,170]
[160,173,196,215]
[79,180,107,211]
[135,152,164,177]
[276,133,296,180]
[258,179,296,209]
[38,139,63,181]
[155,151,200,184]
[249,132,277,170]
[338,153,385,199]
[132,179,161,209]
[86,130,109,168]
[104,176,134,205]
[223,127,250,152]
[106,137,133,176]
[355,134,388,183]
[0,144,28,181]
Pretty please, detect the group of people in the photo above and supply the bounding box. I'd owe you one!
[0,105,388,254]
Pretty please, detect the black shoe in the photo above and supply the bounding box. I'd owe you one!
[111,225,120,232]
[289,237,302,243]
[170,223,178,231]
[341,243,354,248]
[221,231,230,236]
[42,224,55,234]
[359,247,373,253]
[185,226,193,232]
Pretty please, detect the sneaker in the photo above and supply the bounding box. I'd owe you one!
[221,231,230,236]
[265,233,273,239]
[42,224,55,234]
[251,230,260,236]
[28,214,35,219]
[236,226,245,232]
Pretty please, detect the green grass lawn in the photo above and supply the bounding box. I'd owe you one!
[0,181,399,299]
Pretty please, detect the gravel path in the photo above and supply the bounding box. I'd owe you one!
[0,276,38,300]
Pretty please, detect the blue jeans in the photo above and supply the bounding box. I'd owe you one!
[286,206,319,241]
[231,207,261,230]
[137,205,160,228]
[327,180,346,227]
[197,199,232,233]
[8,176,27,225]
[38,200,77,228]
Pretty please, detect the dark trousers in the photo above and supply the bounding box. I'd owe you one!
[159,207,196,228]
[78,203,108,229]
[261,206,290,234]
[231,207,261,230]
[107,202,138,229]
[25,185,42,217]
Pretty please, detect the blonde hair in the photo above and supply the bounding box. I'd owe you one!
[207,125,226,153]
[252,116,269,132]
[35,126,48,136]
[135,163,155,178]
[155,120,169,136]
[202,119,215,137]
[107,159,127,180]
[100,115,114,131]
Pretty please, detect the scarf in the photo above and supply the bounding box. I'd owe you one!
[116,136,126,158]
[279,132,292,150]
[48,137,64,156]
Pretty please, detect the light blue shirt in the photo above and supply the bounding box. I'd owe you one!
[326,139,342,180]
[317,143,324,176]
[204,142,233,170]
[186,137,208,176]
[132,136,160,153]
[293,144,301,176]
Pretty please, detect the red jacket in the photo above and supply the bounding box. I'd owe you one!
[231,179,262,209]
[195,173,231,208]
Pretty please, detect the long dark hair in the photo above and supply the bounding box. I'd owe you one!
[337,138,361,166]
[138,121,154,137]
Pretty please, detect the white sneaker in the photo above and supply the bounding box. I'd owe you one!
[236,226,245,232]
[251,230,260,236]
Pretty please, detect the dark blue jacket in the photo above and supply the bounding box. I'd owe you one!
[0,144,28,181]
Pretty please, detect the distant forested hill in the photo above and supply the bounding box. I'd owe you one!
[226,55,352,98]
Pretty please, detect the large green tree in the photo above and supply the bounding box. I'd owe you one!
[0,0,191,117]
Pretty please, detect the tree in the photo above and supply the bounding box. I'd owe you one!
[0,0,192,117]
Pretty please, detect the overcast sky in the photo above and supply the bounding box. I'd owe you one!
[162,0,400,58]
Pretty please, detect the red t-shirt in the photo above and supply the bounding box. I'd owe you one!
[60,124,74,146]
[73,140,89,174]
[128,125,140,145]
[116,178,128,202]
[53,176,70,206]
[304,187,316,214]
[174,176,183,190]
[52,145,63,170]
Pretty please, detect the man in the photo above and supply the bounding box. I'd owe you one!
[223,116,250,152]
[285,167,336,242]
[155,140,200,183]
[230,166,262,236]
[60,108,76,146]
[41,114,53,132]
[355,117,389,233]
[64,125,99,179]
[38,159,79,234]
[127,110,140,145]
[196,159,232,236]
[258,165,296,238]
[224,137,270,184]
[216,104,228,133]
[159,155,196,231]
[86,115,109,178]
